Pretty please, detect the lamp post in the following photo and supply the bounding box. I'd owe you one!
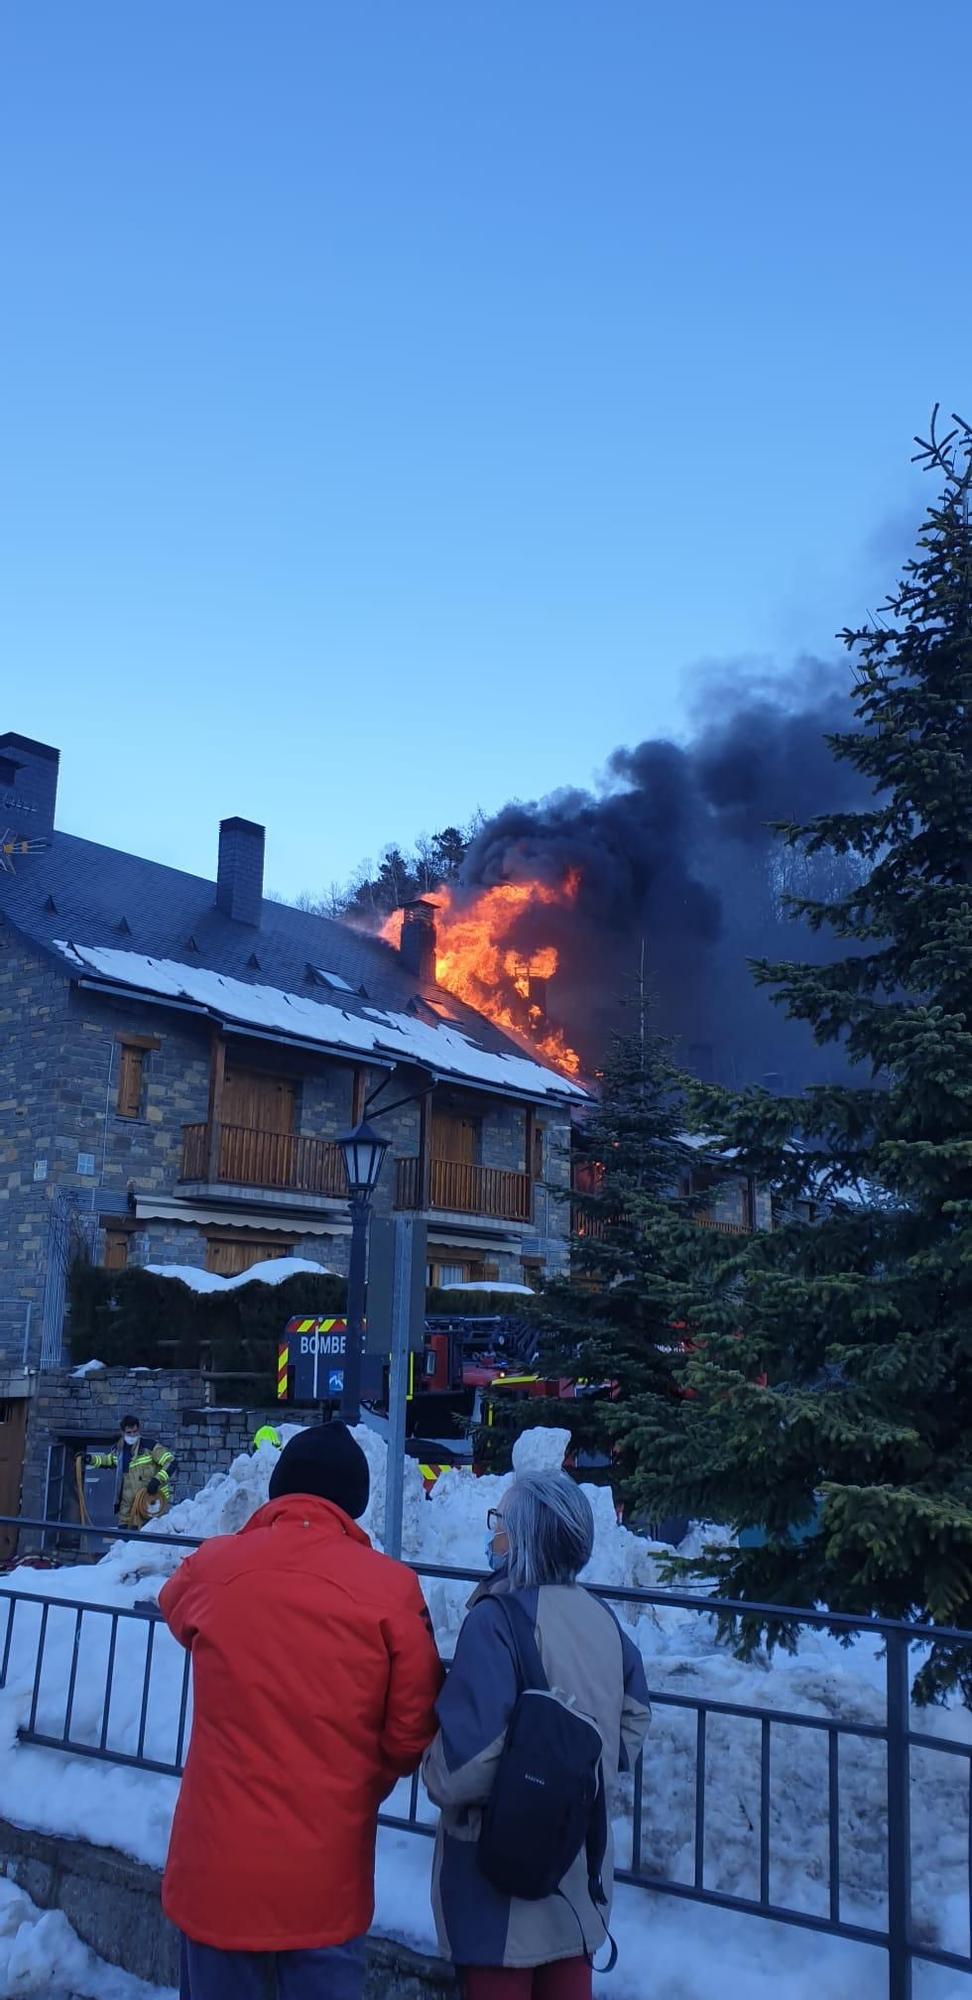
[337,1120,390,1426]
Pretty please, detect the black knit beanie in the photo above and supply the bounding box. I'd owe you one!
[269,1422,370,1521]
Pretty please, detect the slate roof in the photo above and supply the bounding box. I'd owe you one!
[0,832,583,1105]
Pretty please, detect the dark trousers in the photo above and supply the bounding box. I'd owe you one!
[180,1934,366,2000]
[462,1962,592,2000]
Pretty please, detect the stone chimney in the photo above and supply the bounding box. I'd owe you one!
[399,899,438,983]
[0,732,60,836]
[216,817,265,926]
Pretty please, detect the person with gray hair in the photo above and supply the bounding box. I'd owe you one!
[423,1471,651,1999]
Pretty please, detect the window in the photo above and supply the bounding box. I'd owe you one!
[532,1124,545,1181]
[431,1260,473,1289]
[308,966,356,993]
[204,1233,295,1278]
[116,1044,145,1119]
[428,1255,489,1289]
[103,1229,130,1272]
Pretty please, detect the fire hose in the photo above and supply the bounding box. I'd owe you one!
[74,1453,93,1527]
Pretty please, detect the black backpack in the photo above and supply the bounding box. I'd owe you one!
[477,1594,617,1970]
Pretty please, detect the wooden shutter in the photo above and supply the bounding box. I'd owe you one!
[116,1045,144,1119]
[223,1068,296,1133]
[204,1234,295,1277]
[103,1229,130,1272]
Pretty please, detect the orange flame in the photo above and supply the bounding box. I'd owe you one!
[382,876,582,1077]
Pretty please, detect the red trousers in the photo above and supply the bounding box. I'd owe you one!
[462,1962,592,2000]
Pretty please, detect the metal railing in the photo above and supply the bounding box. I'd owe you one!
[0,1518,970,1998]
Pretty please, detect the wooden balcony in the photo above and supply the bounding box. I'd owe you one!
[181,1122,347,1198]
[571,1206,752,1241]
[396,1156,532,1223]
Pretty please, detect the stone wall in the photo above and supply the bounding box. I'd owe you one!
[0,937,72,1334]
[21,1365,293,1523]
[0,1817,457,1996]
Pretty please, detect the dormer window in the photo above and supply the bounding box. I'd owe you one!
[307,966,361,995]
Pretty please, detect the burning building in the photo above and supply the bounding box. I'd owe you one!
[386,663,869,1090]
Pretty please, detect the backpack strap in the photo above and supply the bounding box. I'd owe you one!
[492,1594,548,1693]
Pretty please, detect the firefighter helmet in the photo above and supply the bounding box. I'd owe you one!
[252,1425,282,1451]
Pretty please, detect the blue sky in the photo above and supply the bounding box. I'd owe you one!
[2,1,969,897]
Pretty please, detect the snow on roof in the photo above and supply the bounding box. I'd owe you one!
[143,1256,336,1293]
[55,942,585,1103]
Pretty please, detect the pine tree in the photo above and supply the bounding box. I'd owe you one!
[627,411,972,1683]
[512,979,733,1505]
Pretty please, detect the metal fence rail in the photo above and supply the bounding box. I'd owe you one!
[0,1518,969,1999]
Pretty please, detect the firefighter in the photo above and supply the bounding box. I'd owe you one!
[251,1424,282,1452]
[84,1414,177,1528]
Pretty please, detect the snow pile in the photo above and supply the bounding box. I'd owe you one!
[71,1359,107,1377]
[0,1425,969,1994]
[438,1282,535,1296]
[0,1878,172,1997]
[142,1256,334,1292]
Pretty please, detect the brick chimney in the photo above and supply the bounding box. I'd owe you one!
[399,899,438,983]
[216,817,265,926]
[0,732,59,836]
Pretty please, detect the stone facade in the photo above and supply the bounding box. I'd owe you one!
[21,1365,294,1525]
[0,936,73,1326]
[0,930,572,1368]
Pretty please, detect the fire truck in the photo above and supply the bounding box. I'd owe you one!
[279,1311,617,1488]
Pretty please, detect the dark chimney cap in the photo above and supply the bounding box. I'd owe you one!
[220,815,264,840]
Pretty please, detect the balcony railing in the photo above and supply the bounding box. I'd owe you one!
[181,1122,347,1198]
[395,1156,532,1223]
[571,1206,753,1241]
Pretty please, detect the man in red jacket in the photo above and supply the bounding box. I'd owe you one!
[160,1422,442,1999]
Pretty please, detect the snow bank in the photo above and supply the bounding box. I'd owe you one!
[0,1877,172,1998]
[0,1425,968,1993]
[438,1282,535,1296]
[142,1256,334,1292]
[71,1359,107,1377]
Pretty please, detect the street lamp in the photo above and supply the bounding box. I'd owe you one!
[337,1120,390,1425]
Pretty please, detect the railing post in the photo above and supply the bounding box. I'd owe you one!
[886,1630,913,2000]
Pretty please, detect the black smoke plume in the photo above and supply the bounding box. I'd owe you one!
[459,660,867,1087]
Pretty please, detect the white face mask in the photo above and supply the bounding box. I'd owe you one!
[123,1433,139,1448]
